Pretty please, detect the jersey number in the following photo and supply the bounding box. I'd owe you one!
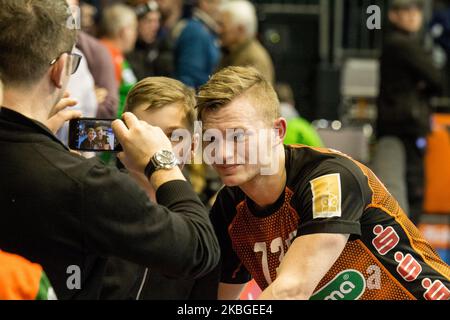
[254,231,297,285]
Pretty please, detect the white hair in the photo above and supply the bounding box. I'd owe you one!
[101,4,137,37]
[220,0,258,39]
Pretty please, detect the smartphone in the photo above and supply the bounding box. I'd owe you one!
[69,118,122,152]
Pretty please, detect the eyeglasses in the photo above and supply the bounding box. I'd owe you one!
[49,52,82,75]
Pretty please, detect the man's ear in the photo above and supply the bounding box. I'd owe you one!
[50,54,68,89]
[273,117,287,145]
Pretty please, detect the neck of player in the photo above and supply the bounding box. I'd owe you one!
[240,145,287,209]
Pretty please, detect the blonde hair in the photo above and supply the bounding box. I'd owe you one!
[101,4,137,37]
[196,66,280,123]
[125,77,196,129]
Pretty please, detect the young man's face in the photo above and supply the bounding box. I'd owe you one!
[202,94,275,187]
[390,7,423,33]
[88,131,95,141]
[96,128,104,139]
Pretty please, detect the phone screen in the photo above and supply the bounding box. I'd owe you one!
[69,119,122,152]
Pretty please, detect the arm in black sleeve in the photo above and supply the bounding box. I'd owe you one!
[393,37,443,94]
[210,188,252,285]
[82,163,220,279]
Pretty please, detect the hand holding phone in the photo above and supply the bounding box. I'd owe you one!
[112,112,174,174]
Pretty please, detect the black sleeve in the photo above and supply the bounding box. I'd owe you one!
[295,159,369,238]
[210,188,252,285]
[82,163,220,279]
[392,37,443,94]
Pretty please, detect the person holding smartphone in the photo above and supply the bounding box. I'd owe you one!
[0,0,219,299]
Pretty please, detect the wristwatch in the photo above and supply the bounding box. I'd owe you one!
[144,150,179,178]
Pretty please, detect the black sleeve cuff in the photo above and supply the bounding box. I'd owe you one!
[298,220,362,238]
[155,180,200,207]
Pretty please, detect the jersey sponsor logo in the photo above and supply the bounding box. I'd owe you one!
[310,173,342,219]
[394,252,422,282]
[310,270,366,300]
[372,225,400,255]
[421,278,450,300]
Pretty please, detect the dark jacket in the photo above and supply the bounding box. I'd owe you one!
[0,108,220,299]
[174,9,220,89]
[378,26,443,137]
[100,257,220,300]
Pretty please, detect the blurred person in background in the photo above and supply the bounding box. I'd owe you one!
[378,0,443,224]
[156,0,184,36]
[217,0,275,84]
[430,0,450,94]
[100,3,139,117]
[127,1,174,80]
[173,0,221,89]
[67,0,119,119]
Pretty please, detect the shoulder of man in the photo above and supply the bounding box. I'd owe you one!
[287,146,372,209]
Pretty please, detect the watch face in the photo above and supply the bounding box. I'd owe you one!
[155,150,176,166]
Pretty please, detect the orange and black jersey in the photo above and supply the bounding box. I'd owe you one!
[211,145,450,300]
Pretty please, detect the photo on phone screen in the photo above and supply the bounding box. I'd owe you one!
[69,119,122,152]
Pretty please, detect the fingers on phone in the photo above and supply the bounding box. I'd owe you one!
[121,112,140,129]
[112,119,129,142]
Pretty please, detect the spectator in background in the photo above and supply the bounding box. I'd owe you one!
[217,0,275,84]
[173,0,221,89]
[67,0,119,119]
[77,31,119,119]
[378,0,443,223]
[276,83,323,147]
[127,1,174,80]
[101,3,139,117]
[156,0,184,35]
[430,0,450,94]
